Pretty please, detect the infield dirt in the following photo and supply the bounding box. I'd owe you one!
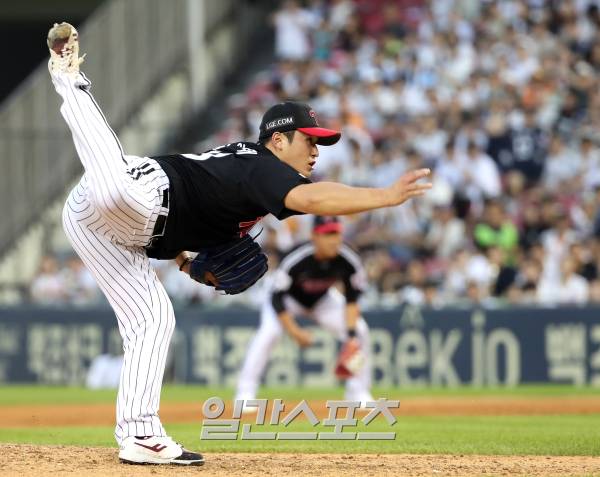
[0,445,599,476]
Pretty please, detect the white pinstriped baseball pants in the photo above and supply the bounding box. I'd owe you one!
[51,70,173,444]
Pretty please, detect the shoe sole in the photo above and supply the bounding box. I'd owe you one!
[119,457,205,466]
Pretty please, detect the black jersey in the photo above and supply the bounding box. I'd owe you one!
[145,142,310,259]
[270,242,367,312]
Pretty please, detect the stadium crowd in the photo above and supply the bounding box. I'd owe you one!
[30,0,600,309]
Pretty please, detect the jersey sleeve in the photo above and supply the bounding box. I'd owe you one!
[339,245,367,303]
[245,156,311,219]
[270,268,293,313]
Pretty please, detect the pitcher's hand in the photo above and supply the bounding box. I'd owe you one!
[386,168,432,206]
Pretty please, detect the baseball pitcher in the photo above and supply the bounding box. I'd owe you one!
[47,22,431,466]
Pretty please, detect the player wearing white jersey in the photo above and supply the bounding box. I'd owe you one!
[235,216,373,406]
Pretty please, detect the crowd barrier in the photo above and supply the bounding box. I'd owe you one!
[0,305,598,386]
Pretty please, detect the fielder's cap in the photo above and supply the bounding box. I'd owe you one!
[313,216,343,234]
[259,101,341,146]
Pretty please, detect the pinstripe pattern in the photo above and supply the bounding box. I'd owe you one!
[53,71,173,445]
[52,72,169,246]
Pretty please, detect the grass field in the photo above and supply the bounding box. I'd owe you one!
[2,383,600,405]
[0,385,599,456]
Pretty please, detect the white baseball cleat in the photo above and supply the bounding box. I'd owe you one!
[118,435,204,466]
[47,22,85,76]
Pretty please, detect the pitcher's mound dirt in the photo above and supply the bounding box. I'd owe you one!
[0,445,599,477]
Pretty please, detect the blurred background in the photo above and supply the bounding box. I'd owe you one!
[0,0,599,388]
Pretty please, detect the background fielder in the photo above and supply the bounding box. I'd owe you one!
[236,216,373,405]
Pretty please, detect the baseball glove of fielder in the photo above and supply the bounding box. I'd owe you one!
[189,234,268,295]
[335,338,365,379]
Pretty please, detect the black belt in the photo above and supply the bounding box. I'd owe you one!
[151,188,169,238]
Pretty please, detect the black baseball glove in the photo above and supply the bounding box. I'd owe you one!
[188,234,268,295]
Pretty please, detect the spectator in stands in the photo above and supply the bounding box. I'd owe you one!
[507,258,543,305]
[312,18,336,61]
[518,201,547,251]
[508,110,548,183]
[424,201,465,259]
[29,256,66,306]
[329,0,355,32]
[541,209,578,286]
[436,139,465,190]
[399,259,428,305]
[594,187,600,238]
[461,142,502,208]
[543,135,581,190]
[589,279,600,304]
[571,242,598,282]
[580,136,600,191]
[60,256,101,306]
[474,199,519,261]
[443,249,471,302]
[273,1,316,61]
[538,256,590,306]
[487,246,517,297]
[423,279,444,308]
[412,115,447,163]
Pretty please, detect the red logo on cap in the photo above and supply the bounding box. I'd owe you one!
[309,110,319,126]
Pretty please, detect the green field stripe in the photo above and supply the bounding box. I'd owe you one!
[0,427,117,447]
[1,415,599,455]
[1,385,599,406]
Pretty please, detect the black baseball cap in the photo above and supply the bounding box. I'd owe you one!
[259,101,341,146]
[313,215,343,234]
